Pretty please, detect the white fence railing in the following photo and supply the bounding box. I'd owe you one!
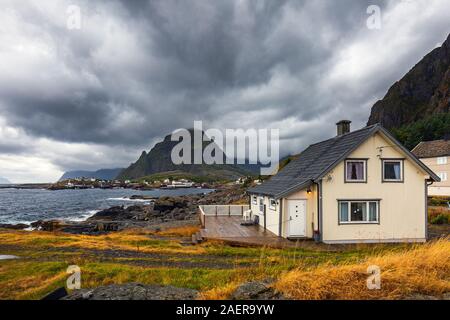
[199,205,250,228]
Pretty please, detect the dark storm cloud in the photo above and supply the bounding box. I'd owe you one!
[0,0,449,180]
[0,0,385,147]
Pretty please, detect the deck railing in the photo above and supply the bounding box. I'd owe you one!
[199,205,250,228]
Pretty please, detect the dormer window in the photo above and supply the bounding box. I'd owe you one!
[345,159,367,183]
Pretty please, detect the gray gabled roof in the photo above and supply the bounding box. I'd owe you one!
[248,124,439,198]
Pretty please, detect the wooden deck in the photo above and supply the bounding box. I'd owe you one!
[200,216,299,248]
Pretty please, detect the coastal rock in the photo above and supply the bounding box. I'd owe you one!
[62,283,198,300]
[88,206,135,221]
[0,223,29,230]
[153,197,188,212]
[129,195,155,200]
[30,220,62,232]
[60,223,97,234]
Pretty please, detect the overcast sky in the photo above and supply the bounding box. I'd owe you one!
[0,0,449,183]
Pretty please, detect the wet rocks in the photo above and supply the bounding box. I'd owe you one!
[0,223,29,230]
[27,185,248,235]
[88,206,135,221]
[153,196,189,212]
[30,220,62,232]
[62,283,198,300]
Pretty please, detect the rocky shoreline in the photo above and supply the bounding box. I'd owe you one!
[0,185,247,235]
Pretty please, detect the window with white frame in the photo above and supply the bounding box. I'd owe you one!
[437,157,448,165]
[345,159,367,182]
[339,200,379,224]
[382,159,403,182]
[269,198,277,210]
[438,172,448,181]
[252,195,257,205]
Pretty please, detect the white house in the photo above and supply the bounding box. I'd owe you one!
[248,121,440,244]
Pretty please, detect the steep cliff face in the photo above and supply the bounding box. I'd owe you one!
[367,34,450,129]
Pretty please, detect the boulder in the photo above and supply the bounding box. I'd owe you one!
[63,283,198,300]
[88,206,135,221]
[30,220,62,232]
[230,280,285,300]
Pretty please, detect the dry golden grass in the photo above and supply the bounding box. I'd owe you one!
[156,226,200,237]
[1,228,449,300]
[0,229,206,255]
[199,282,241,300]
[275,238,450,300]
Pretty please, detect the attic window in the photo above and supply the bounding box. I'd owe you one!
[382,159,403,182]
[345,159,367,183]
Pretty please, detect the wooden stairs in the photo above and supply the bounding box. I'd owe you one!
[180,230,206,246]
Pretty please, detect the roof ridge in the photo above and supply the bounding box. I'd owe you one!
[308,123,379,147]
[275,124,379,176]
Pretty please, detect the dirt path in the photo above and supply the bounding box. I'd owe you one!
[0,244,256,269]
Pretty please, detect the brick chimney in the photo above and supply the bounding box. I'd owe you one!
[336,120,351,136]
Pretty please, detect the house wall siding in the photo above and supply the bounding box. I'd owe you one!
[250,185,318,238]
[418,156,449,196]
[321,132,428,243]
[250,195,280,236]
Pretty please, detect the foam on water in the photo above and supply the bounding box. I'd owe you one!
[0,188,214,224]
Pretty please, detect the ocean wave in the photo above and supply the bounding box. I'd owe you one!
[106,197,154,203]
[66,210,99,222]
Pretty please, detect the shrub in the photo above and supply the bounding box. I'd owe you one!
[428,197,450,207]
[428,207,450,224]
[431,214,449,225]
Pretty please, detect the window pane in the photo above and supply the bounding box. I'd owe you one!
[369,202,377,221]
[351,202,366,221]
[384,161,401,180]
[270,199,276,209]
[346,161,365,180]
[340,202,349,222]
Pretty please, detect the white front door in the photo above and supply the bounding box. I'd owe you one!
[288,200,306,237]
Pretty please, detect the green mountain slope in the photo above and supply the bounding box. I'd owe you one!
[117,130,257,181]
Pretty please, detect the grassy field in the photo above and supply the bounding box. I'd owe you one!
[0,227,449,300]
